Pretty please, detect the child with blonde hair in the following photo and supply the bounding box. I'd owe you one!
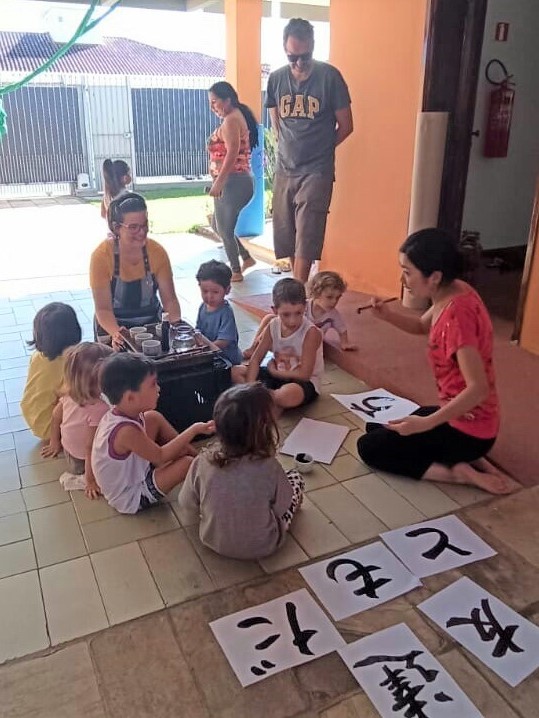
[243,270,355,359]
[42,342,113,498]
[21,303,82,440]
[178,383,304,559]
[306,270,357,350]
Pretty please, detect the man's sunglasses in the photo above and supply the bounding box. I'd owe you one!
[287,52,312,64]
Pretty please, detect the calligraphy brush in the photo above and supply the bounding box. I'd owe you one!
[356,297,399,314]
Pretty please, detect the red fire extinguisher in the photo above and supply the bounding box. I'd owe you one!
[483,59,515,158]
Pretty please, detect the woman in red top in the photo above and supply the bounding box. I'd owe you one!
[207,81,258,282]
[357,228,517,495]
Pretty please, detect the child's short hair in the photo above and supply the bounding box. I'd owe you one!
[27,302,82,361]
[64,342,113,405]
[196,260,232,289]
[309,271,347,298]
[211,383,278,467]
[100,353,156,405]
[272,278,306,308]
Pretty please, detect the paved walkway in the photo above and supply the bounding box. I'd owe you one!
[0,201,537,716]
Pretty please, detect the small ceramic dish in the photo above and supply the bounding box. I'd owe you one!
[141,339,161,357]
[294,452,314,473]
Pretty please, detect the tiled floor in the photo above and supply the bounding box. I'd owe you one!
[0,272,489,667]
[1,203,534,715]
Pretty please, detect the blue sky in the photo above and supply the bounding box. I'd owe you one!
[1,1,329,69]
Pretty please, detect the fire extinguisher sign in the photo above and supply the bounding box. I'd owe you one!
[495,22,509,42]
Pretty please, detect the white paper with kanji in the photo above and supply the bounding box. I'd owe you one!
[419,577,539,687]
[331,389,419,424]
[380,515,497,578]
[210,588,345,686]
[339,623,483,717]
[299,543,421,620]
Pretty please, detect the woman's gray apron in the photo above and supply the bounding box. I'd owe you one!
[94,237,162,338]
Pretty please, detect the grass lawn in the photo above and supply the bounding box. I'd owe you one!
[89,186,271,234]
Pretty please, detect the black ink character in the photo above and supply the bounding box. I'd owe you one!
[285,601,318,655]
[350,396,395,419]
[354,649,438,683]
[405,527,472,561]
[326,558,391,599]
[380,666,453,718]
[446,598,524,658]
[237,601,319,676]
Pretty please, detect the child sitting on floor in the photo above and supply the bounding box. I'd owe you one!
[21,303,82,440]
[42,342,113,498]
[243,270,355,358]
[92,353,214,514]
[177,383,304,560]
[195,260,243,370]
[239,278,323,411]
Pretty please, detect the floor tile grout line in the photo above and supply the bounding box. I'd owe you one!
[88,552,114,627]
[136,537,171,609]
[340,473,429,522]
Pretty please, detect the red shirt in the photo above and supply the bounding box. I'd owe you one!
[428,288,499,439]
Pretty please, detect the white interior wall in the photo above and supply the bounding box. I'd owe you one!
[462,0,539,250]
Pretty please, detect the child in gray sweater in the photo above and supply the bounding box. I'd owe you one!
[177,383,304,560]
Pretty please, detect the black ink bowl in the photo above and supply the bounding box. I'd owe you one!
[294,452,314,473]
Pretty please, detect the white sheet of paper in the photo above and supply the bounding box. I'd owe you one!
[381,515,496,578]
[419,577,539,687]
[209,588,345,687]
[331,389,419,424]
[339,623,482,717]
[299,542,421,620]
[280,417,349,464]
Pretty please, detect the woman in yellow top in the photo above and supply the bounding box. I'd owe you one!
[90,193,181,350]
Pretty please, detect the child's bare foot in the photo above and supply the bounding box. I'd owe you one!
[231,272,244,282]
[241,257,256,272]
[451,462,519,495]
[471,456,507,477]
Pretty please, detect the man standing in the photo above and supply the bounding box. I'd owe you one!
[266,18,353,283]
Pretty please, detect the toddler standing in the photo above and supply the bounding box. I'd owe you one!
[306,271,357,350]
[101,159,131,219]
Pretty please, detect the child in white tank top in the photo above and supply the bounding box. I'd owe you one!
[240,278,323,410]
[92,353,214,514]
[242,270,356,359]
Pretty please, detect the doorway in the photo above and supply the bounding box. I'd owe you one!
[424,0,539,339]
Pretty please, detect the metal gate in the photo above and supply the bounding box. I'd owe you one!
[131,86,217,178]
[0,84,86,184]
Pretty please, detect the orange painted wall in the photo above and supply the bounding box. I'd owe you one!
[225,0,262,121]
[323,0,428,297]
